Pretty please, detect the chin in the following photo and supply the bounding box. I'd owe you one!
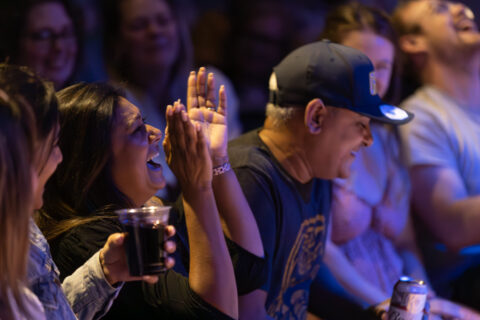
[34,198,43,211]
[49,76,68,90]
[337,168,352,179]
[147,170,166,189]
[146,180,167,197]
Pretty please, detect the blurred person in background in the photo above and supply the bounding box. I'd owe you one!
[393,0,480,312]
[0,0,81,90]
[225,0,294,131]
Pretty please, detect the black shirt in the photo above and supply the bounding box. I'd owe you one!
[228,129,331,319]
[50,211,233,319]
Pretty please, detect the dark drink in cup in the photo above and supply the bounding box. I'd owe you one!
[116,206,171,276]
[123,223,166,275]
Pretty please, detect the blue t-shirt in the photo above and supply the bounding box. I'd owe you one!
[229,130,331,320]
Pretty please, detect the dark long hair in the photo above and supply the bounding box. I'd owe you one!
[320,2,401,104]
[0,97,36,320]
[0,64,59,169]
[0,65,59,319]
[39,82,133,240]
[0,0,83,87]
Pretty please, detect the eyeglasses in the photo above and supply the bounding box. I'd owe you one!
[427,0,449,14]
[427,1,475,19]
[23,28,76,46]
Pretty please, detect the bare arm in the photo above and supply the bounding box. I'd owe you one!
[395,218,480,318]
[324,184,390,306]
[375,160,430,286]
[393,215,430,285]
[165,103,238,318]
[324,237,388,307]
[182,187,237,317]
[187,67,264,257]
[238,290,272,320]
[212,168,264,257]
[410,165,480,251]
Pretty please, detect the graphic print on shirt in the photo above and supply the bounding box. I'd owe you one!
[267,214,326,320]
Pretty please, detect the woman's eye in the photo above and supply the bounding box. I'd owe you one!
[133,123,146,134]
[128,18,148,31]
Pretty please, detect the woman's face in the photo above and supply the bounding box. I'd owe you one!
[341,30,394,98]
[18,2,77,89]
[119,0,180,71]
[111,97,165,206]
[34,126,63,210]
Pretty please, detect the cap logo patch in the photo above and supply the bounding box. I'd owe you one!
[369,71,377,96]
[380,104,409,121]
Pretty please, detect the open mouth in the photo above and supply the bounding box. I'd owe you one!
[455,19,478,32]
[147,152,162,171]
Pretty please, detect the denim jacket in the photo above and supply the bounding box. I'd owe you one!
[27,219,122,320]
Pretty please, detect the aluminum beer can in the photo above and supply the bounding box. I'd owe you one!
[387,276,428,320]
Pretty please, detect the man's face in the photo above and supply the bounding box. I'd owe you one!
[312,107,373,180]
[402,0,480,61]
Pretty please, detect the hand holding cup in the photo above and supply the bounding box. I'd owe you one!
[99,223,176,285]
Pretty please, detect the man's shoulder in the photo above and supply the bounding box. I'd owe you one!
[228,129,278,173]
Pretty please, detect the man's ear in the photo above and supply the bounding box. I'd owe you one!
[304,98,327,134]
[398,34,427,55]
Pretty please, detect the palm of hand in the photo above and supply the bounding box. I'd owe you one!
[164,104,213,189]
[188,108,228,158]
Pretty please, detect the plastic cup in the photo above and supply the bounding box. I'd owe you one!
[115,206,171,276]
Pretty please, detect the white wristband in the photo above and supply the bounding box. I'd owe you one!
[213,162,231,176]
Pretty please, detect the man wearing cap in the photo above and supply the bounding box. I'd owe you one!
[228,40,412,319]
[393,0,480,309]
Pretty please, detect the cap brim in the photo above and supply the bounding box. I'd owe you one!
[354,96,414,125]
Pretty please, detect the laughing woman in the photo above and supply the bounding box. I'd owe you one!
[38,71,265,319]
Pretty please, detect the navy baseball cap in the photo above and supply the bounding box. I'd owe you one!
[270,40,413,125]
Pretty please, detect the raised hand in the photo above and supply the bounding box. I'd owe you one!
[163,101,212,192]
[187,67,228,162]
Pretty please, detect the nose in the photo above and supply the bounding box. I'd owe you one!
[363,123,373,147]
[147,124,162,144]
[52,37,64,51]
[147,21,162,36]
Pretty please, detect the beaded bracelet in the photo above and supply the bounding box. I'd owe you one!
[213,162,231,176]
